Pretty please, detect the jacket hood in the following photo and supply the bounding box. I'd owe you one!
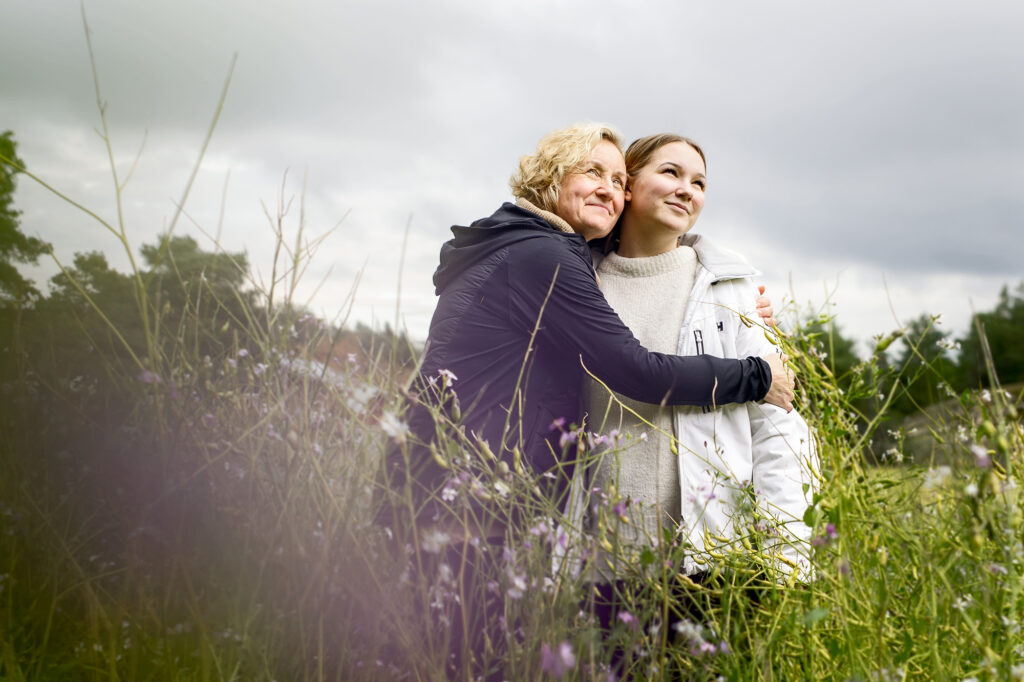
[433,202,585,293]
[681,233,760,281]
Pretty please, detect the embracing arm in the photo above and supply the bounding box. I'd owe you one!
[507,241,790,408]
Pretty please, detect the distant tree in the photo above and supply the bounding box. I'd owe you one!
[0,131,51,306]
[800,318,861,391]
[889,313,958,416]
[139,233,252,357]
[38,251,140,372]
[30,235,254,377]
[957,282,1024,389]
[141,234,248,295]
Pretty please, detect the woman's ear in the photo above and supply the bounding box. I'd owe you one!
[624,187,632,202]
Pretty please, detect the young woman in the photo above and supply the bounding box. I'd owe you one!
[582,134,818,586]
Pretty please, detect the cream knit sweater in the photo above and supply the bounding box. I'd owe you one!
[583,246,698,577]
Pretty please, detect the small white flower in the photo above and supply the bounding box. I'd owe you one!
[922,466,952,490]
[421,529,450,554]
[964,482,979,497]
[346,384,378,413]
[437,369,458,388]
[379,411,410,445]
[882,448,904,464]
[971,444,992,469]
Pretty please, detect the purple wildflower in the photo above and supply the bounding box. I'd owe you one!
[540,641,576,679]
[137,370,162,385]
[617,611,638,630]
[550,417,566,431]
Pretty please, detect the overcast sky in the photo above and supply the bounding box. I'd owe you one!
[2,0,1022,353]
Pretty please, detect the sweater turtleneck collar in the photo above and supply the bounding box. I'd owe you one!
[600,245,697,278]
[515,197,576,235]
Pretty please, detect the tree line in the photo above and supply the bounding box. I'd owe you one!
[2,127,1020,419]
[0,130,415,387]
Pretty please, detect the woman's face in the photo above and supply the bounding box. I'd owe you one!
[554,139,627,241]
[624,141,706,239]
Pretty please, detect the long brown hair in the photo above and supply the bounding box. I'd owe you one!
[624,133,705,178]
[595,133,707,252]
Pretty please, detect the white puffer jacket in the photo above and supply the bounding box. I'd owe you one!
[571,234,819,580]
[667,234,818,578]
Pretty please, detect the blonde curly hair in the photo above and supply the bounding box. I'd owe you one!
[509,123,624,214]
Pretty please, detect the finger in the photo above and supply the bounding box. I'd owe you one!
[758,285,766,295]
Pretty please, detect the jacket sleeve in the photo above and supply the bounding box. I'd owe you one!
[730,280,819,578]
[507,239,771,407]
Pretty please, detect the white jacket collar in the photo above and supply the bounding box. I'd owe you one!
[680,233,761,281]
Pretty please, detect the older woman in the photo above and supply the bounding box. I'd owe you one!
[582,133,818,598]
[383,124,793,526]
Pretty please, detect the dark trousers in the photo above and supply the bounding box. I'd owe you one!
[420,542,505,681]
[589,573,715,678]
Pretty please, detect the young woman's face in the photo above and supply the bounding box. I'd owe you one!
[555,140,627,241]
[624,141,706,238]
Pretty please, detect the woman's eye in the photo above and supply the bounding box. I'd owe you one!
[694,181,706,190]
[613,179,623,188]
[663,168,678,177]
[586,167,600,176]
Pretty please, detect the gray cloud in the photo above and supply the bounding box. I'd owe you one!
[1,0,1021,346]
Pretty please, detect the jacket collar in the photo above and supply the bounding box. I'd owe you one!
[681,233,761,281]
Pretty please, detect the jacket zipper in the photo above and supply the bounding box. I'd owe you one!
[693,329,712,413]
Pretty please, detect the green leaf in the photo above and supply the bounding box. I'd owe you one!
[802,607,830,627]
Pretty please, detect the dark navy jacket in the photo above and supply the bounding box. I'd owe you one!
[387,203,771,513]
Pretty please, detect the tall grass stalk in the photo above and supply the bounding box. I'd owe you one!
[2,44,1023,682]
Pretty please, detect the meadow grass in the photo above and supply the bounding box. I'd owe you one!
[2,186,1022,681]
[2,46,1023,680]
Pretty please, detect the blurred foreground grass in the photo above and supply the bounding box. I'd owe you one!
[1,49,1022,678]
[1,222,1022,680]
